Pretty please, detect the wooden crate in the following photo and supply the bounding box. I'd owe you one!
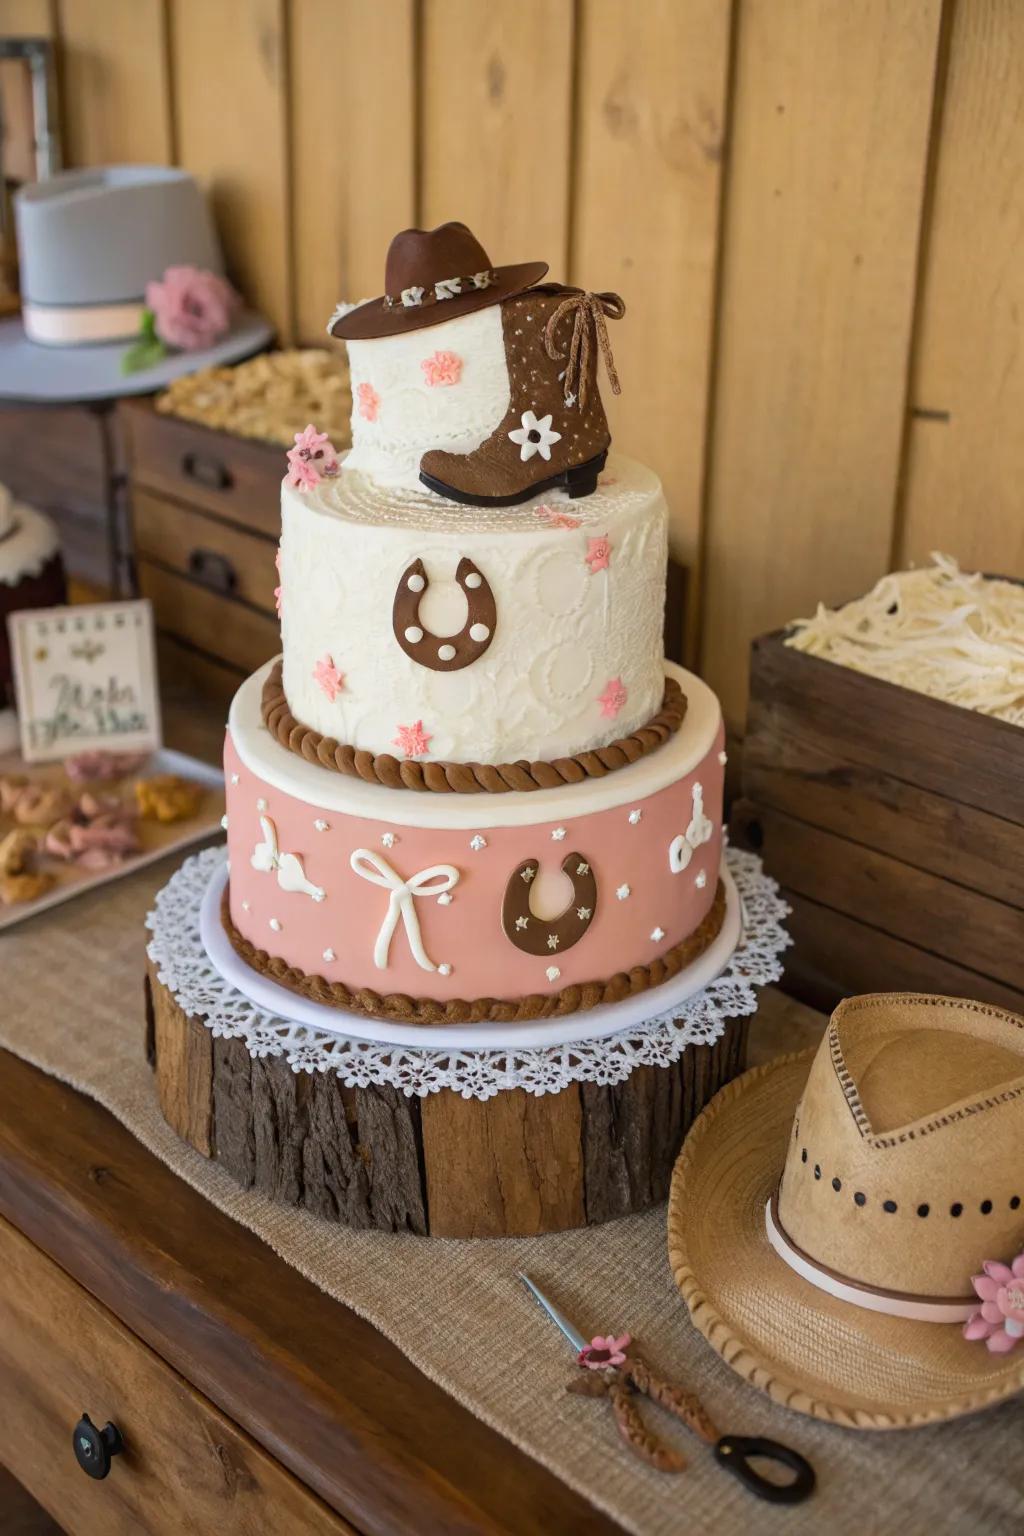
[121,398,283,704]
[731,630,1024,1015]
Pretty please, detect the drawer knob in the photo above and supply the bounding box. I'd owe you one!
[73,1413,124,1480]
[188,547,238,594]
[182,450,233,491]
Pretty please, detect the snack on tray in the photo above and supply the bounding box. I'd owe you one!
[155,349,352,450]
[0,827,53,903]
[135,773,204,824]
[64,749,150,783]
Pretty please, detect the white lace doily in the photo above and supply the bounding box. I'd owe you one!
[146,845,790,1101]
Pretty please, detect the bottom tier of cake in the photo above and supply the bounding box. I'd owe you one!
[223,659,727,1025]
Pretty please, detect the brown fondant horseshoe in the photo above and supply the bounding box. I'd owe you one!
[392,556,497,672]
[501,852,597,957]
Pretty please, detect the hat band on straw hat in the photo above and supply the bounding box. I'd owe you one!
[766,1191,976,1325]
[23,298,145,346]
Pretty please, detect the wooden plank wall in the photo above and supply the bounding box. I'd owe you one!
[0,0,1018,730]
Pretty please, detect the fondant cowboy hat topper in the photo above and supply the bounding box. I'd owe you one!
[0,165,272,403]
[328,221,548,340]
[669,993,1024,1429]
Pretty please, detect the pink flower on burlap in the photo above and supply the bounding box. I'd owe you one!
[964,1253,1024,1354]
[357,382,380,422]
[578,1333,631,1371]
[392,720,431,759]
[585,534,611,574]
[597,678,628,719]
[535,504,582,530]
[313,654,344,702]
[274,548,283,618]
[421,350,463,387]
[145,266,238,351]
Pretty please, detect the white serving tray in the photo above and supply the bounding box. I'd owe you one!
[0,748,224,932]
[200,855,742,1051]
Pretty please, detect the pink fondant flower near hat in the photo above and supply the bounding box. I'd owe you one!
[293,423,339,473]
[578,1333,632,1371]
[964,1254,1024,1354]
[421,350,463,387]
[597,677,628,719]
[535,504,582,530]
[585,534,611,573]
[392,720,431,759]
[313,654,344,702]
[145,265,239,352]
[357,382,380,422]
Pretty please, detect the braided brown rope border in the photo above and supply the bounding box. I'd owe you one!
[260,661,687,794]
[222,879,727,1026]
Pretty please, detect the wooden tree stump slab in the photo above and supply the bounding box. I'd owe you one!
[146,959,749,1238]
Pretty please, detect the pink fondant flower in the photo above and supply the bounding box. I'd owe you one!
[286,450,321,491]
[964,1253,1024,1354]
[585,534,611,573]
[293,423,339,472]
[357,382,380,422]
[421,350,463,387]
[578,1333,631,1371]
[313,654,344,702]
[274,548,283,618]
[597,678,628,719]
[145,265,238,352]
[392,720,431,759]
[535,504,582,530]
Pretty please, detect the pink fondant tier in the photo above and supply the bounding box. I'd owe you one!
[222,659,726,1023]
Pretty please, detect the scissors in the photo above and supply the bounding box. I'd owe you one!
[519,1273,815,1505]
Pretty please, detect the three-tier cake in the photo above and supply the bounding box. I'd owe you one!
[220,224,728,1025]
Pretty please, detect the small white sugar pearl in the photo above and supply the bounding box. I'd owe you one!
[404,626,423,644]
[322,947,336,962]
[438,643,457,662]
[269,917,282,932]
[438,962,452,976]
[469,623,490,642]
[408,572,425,592]
[464,572,482,589]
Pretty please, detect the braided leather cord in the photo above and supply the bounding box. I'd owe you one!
[260,662,687,794]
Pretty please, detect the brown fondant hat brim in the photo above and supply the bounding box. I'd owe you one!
[667,1052,1024,1429]
[329,260,549,340]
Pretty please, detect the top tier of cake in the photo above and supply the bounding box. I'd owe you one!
[277,451,669,768]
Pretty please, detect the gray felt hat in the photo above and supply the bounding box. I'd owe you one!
[0,165,272,402]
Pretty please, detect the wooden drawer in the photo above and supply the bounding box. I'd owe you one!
[133,490,278,615]
[139,561,279,675]
[0,1214,350,1536]
[121,399,283,539]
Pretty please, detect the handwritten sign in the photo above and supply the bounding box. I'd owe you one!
[7,599,162,763]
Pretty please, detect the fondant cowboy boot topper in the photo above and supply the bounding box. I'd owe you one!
[329,221,624,507]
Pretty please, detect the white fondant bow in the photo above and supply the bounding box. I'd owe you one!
[251,814,325,901]
[349,848,459,972]
[669,783,715,874]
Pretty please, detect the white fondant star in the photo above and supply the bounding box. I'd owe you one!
[628,809,642,825]
[381,831,397,848]
[230,773,239,785]
[547,934,560,950]
[221,814,229,830]
[509,409,561,463]
[551,826,567,841]
[270,917,282,931]
[314,818,329,831]
[257,797,267,811]
[470,834,487,851]
[695,870,707,889]
[546,966,561,982]
[718,750,728,766]
[577,861,590,876]
[616,884,631,901]
[516,915,529,929]
[323,947,336,962]
[577,906,591,921]
[651,926,665,942]
[241,900,250,912]
[438,962,452,976]
[438,891,453,906]
[522,866,536,882]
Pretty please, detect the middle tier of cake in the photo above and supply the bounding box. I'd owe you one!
[222,659,727,1025]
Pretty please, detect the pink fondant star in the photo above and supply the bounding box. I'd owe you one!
[535,504,582,530]
[392,720,431,758]
[274,547,282,618]
[357,381,380,422]
[421,350,463,387]
[313,654,344,701]
[598,678,628,719]
[586,534,611,573]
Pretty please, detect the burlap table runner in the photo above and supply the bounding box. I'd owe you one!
[3,852,1021,1535]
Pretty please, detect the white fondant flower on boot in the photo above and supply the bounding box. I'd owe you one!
[509,410,561,463]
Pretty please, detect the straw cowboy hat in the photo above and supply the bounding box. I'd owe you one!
[668,993,1024,1429]
[0,165,272,402]
[327,221,548,341]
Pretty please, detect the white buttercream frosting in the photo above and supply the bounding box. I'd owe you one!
[278,452,668,765]
[0,496,60,586]
[344,305,511,490]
